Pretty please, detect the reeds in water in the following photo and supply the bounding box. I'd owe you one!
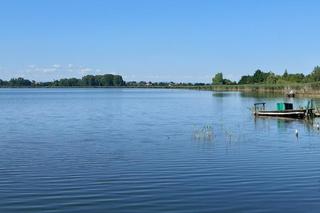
[193,125,213,141]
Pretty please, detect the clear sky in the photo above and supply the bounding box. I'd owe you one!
[0,0,319,83]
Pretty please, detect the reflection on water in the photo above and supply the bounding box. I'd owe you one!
[254,116,320,135]
[239,91,284,98]
[212,92,238,97]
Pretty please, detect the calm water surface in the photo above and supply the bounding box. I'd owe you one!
[1,88,320,213]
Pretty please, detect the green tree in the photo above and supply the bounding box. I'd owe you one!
[9,77,32,87]
[287,73,304,83]
[212,73,223,85]
[266,73,278,84]
[238,75,253,84]
[223,79,236,85]
[252,70,270,83]
[282,69,288,79]
[113,75,125,86]
[95,74,114,86]
[309,66,320,82]
[82,75,97,86]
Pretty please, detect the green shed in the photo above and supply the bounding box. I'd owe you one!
[277,103,284,111]
[277,103,293,111]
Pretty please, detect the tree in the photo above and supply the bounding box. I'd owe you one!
[238,75,253,84]
[223,79,236,85]
[113,75,125,86]
[309,66,320,82]
[252,70,270,83]
[0,74,126,87]
[283,69,288,79]
[95,74,114,86]
[9,77,32,87]
[287,73,304,83]
[212,73,223,85]
[238,69,272,84]
[82,75,97,86]
[266,73,278,84]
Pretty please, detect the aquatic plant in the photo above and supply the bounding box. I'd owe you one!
[193,125,213,141]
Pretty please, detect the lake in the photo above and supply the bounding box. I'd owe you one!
[1,88,320,213]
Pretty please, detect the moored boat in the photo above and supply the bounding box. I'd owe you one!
[253,102,309,119]
[254,109,306,118]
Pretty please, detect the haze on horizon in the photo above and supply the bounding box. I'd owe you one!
[0,0,319,83]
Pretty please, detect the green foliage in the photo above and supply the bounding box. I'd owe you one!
[0,74,125,87]
[286,73,305,83]
[212,72,235,85]
[266,73,278,84]
[79,74,125,86]
[2,65,320,88]
[212,73,223,85]
[53,78,81,87]
[238,70,272,84]
[82,75,97,86]
[309,66,320,82]
[252,70,270,83]
[283,69,288,78]
[238,75,254,84]
[238,69,308,85]
[113,75,125,86]
[96,74,114,86]
[223,79,236,85]
[0,79,8,87]
[9,78,32,87]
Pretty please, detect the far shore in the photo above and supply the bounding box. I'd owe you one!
[2,82,320,97]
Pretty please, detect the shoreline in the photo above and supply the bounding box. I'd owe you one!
[1,83,320,97]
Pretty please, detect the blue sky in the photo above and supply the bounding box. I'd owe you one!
[0,0,319,82]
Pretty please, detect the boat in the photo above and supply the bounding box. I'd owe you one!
[254,109,307,118]
[253,102,308,119]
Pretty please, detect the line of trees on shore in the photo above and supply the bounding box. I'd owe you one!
[0,74,210,88]
[212,66,320,85]
[126,81,210,87]
[0,74,125,87]
[2,66,320,88]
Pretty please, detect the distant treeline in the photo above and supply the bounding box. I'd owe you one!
[212,66,320,85]
[0,74,209,88]
[0,74,125,87]
[126,81,210,87]
[3,66,320,88]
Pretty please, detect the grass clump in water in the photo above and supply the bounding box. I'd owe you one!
[193,125,213,141]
